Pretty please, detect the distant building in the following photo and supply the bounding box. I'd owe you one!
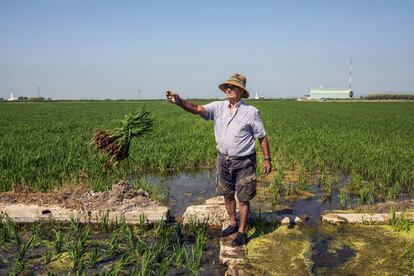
[309,88,353,100]
[254,92,264,100]
[8,92,18,101]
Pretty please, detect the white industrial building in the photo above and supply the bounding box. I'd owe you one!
[8,93,18,101]
[301,58,354,101]
[308,88,353,100]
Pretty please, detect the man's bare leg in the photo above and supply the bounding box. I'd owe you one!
[238,201,249,233]
[224,194,237,226]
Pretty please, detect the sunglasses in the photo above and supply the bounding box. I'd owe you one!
[224,84,238,91]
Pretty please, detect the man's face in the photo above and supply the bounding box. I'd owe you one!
[224,85,243,101]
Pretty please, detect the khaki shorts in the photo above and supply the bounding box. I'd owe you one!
[216,152,257,202]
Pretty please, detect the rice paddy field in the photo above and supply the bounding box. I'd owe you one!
[0,100,413,200]
[1,100,414,275]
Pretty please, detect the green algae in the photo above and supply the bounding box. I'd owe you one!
[246,223,414,275]
[246,225,312,275]
[313,224,414,275]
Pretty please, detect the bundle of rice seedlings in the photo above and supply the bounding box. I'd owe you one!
[90,107,154,164]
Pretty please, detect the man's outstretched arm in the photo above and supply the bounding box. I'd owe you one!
[166,91,208,118]
[258,136,272,175]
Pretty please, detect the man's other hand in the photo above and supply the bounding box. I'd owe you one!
[263,160,272,175]
[166,91,181,104]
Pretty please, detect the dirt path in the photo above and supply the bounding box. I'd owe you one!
[0,180,159,212]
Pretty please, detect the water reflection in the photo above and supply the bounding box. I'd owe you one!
[147,170,217,218]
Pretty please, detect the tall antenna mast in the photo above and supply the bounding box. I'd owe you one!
[349,57,352,90]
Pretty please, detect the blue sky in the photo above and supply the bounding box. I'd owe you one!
[0,0,413,99]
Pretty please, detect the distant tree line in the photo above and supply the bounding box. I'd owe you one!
[0,96,53,102]
[365,94,414,100]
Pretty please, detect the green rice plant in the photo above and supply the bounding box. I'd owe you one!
[4,215,21,245]
[358,186,370,205]
[194,228,207,251]
[173,243,187,269]
[117,214,128,237]
[0,255,8,266]
[9,236,34,276]
[174,222,183,245]
[42,247,54,265]
[154,218,166,237]
[65,225,90,272]
[109,231,120,258]
[130,234,148,257]
[107,254,129,275]
[184,227,207,275]
[186,217,198,237]
[138,213,149,235]
[324,176,334,198]
[52,226,63,254]
[32,222,43,247]
[285,183,298,197]
[126,224,137,249]
[90,106,155,164]
[100,211,110,233]
[186,216,209,238]
[90,244,100,267]
[138,247,157,276]
[298,166,306,187]
[390,207,413,232]
[138,213,149,226]
[367,183,376,205]
[339,188,347,209]
[0,214,10,244]
[269,170,283,206]
[388,181,402,201]
[158,254,173,276]
[348,171,362,192]
[402,241,414,271]
[186,241,204,275]
[69,216,82,233]
[298,181,311,192]
[270,171,283,193]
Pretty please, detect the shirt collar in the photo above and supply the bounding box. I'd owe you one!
[228,99,244,108]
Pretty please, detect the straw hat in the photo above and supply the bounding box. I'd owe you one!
[219,73,249,98]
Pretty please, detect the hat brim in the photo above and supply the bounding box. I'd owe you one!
[219,81,249,98]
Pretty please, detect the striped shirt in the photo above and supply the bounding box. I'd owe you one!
[202,100,267,157]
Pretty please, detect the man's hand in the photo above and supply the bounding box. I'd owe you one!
[166,91,181,104]
[263,160,272,175]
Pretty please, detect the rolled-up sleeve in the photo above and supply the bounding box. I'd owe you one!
[251,110,267,139]
[202,102,219,121]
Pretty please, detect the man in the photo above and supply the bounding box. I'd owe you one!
[166,73,271,246]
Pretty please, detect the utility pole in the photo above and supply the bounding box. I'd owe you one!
[137,89,141,99]
[37,86,40,97]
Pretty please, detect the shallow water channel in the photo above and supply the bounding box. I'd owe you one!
[154,170,414,275]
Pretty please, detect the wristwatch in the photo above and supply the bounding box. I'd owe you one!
[264,157,271,162]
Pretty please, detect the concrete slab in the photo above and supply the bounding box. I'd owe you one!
[182,204,229,226]
[0,203,168,224]
[322,212,414,224]
[219,222,247,266]
[205,196,225,205]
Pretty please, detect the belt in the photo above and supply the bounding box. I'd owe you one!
[218,151,256,161]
